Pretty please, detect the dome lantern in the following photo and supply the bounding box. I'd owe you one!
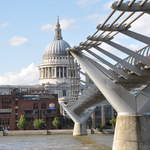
[54,17,63,40]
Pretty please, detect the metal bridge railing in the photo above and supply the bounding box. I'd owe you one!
[115,45,150,69]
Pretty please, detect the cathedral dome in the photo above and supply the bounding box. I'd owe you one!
[43,18,70,60]
[43,40,70,59]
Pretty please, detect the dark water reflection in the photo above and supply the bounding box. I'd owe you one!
[0,134,113,150]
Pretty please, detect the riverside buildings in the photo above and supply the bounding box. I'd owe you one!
[0,86,59,130]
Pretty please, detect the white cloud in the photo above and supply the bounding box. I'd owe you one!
[9,36,29,46]
[0,63,39,85]
[41,24,55,31]
[101,0,113,10]
[60,19,76,30]
[0,23,8,28]
[87,13,106,23]
[77,0,100,7]
[128,44,141,51]
[41,19,76,31]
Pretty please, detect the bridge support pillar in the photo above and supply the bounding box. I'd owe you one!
[73,122,87,136]
[113,115,150,150]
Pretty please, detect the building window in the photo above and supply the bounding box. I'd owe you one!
[52,68,55,77]
[64,67,67,77]
[33,103,38,109]
[1,98,11,109]
[47,109,57,115]
[60,67,63,78]
[24,110,33,115]
[56,67,59,78]
[15,115,18,120]
[0,119,9,129]
[71,70,75,77]
[26,117,33,121]
[49,67,52,77]
[41,103,47,109]
[42,110,46,115]
[15,100,18,105]
[62,90,66,97]
[45,68,48,78]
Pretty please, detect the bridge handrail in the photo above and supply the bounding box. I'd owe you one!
[67,84,98,110]
[115,45,150,69]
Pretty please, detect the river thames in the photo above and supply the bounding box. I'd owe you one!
[0,134,113,150]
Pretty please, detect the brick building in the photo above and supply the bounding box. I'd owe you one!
[0,87,60,130]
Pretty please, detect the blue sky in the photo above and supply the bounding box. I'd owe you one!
[0,0,109,73]
[0,0,149,85]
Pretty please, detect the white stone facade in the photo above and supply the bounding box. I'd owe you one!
[39,56,70,85]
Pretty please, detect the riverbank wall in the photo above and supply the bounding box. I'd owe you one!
[0,131,4,136]
[0,129,113,136]
[0,129,73,136]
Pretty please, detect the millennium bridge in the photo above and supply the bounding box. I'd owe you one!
[60,0,150,150]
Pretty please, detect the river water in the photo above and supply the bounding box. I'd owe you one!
[0,134,113,150]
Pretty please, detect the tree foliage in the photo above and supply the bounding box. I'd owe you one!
[109,118,116,125]
[33,119,44,129]
[17,115,27,130]
[109,118,116,130]
[52,117,61,129]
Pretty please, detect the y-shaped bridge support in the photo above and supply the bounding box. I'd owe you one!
[71,51,150,150]
[60,84,102,136]
[61,102,97,136]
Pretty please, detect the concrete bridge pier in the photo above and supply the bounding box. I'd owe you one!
[60,102,94,136]
[113,114,150,150]
[73,122,87,136]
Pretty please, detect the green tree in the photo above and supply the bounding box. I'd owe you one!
[52,117,61,129]
[17,115,27,130]
[109,118,116,130]
[33,119,44,129]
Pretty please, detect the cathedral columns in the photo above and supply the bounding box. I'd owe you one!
[64,67,67,78]
[44,67,47,79]
[40,66,57,79]
[40,66,69,79]
[45,67,47,79]
[52,67,56,78]
[63,67,65,78]
[49,67,51,78]
[55,67,57,78]
[47,67,50,79]
[42,68,44,79]
[59,67,61,78]
[43,68,45,79]
[39,68,42,79]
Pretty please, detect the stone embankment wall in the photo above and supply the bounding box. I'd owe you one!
[0,130,73,136]
[0,131,4,136]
